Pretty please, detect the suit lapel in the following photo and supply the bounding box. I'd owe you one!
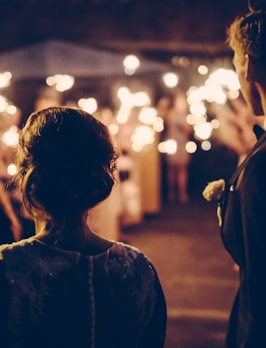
[220,129,266,219]
[229,129,266,186]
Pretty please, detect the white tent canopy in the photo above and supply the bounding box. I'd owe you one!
[0,40,168,80]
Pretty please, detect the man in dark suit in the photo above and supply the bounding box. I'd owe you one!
[221,4,266,348]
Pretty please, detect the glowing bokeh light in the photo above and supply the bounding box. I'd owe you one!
[210,119,220,129]
[189,102,206,117]
[209,68,240,90]
[108,123,119,135]
[185,141,197,153]
[0,71,12,88]
[198,65,208,75]
[153,117,164,132]
[7,163,17,176]
[46,74,75,92]
[116,105,131,124]
[158,139,177,154]
[2,126,19,147]
[201,140,212,151]
[172,56,190,67]
[133,91,151,107]
[78,97,98,114]
[123,55,140,75]
[187,87,203,104]
[6,105,17,115]
[228,89,240,99]
[117,86,130,100]
[131,125,155,151]
[0,95,8,112]
[194,122,213,140]
[138,107,157,125]
[186,114,206,126]
[162,72,179,88]
[117,87,134,107]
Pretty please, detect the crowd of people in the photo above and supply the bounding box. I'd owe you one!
[0,2,266,347]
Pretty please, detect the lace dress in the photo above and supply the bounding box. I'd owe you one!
[0,240,166,348]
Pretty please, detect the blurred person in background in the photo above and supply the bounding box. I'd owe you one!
[0,106,166,347]
[163,91,193,203]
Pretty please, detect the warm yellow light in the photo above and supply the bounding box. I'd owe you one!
[116,105,131,124]
[0,71,12,88]
[6,104,17,115]
[131,125,155,151]
[123,55,140,75]
[108,123,119,135]
[162,72,179,88]
[117,87,134,107]
[185,141,197,153]
[138,107,157,125]
[2,126,19,147]
[117,86,130,100]
[133,92,151,107]
[209,68,240,90]
[0,95,8,112]
[153,117,164,132]
[187,87,203,104]
[210,119,220,129]
[46,74,74,92]
[186,114,206,126]
[228,89,240,99]
[198,65,208,75]
[189,102,206,117]
[7,163,17,176]
[78,98,98,114]
[194,122,212,140]
[201,140,212,151]
[158,139,177,154]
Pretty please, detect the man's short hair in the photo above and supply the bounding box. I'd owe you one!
[227,6,266,62]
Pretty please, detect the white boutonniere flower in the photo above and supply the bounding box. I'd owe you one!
[202,179,225,227]
[202,179,225,202]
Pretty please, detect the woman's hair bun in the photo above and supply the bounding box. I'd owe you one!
[17,107,118,218]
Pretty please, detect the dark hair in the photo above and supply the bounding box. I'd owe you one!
[16,107,118,222]
[227,5,266,61]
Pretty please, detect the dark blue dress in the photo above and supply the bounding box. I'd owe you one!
[0,240,167,347]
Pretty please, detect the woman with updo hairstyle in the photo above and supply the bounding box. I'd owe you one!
[0,107,166,347]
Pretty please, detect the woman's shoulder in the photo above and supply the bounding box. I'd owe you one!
[0,239,156,283]
[0,239,77,274]
[0,239,42,256]
[0,240,23,259]
[105,242,155,277]
[103,242,158,305]
[103,242,160,323]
